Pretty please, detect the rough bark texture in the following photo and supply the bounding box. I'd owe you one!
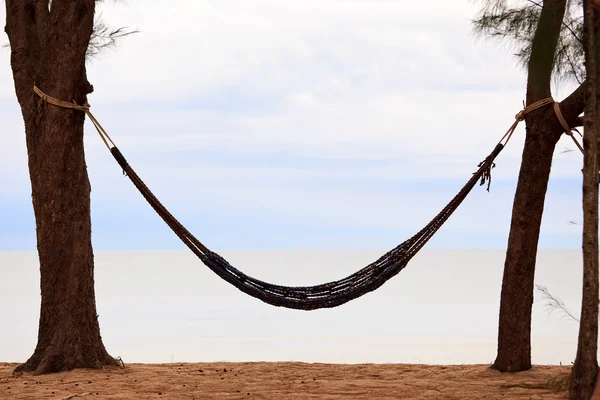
[5,0,117,374]
[493,0,586,372]
[494,115,560,372]
[569,1,599,398]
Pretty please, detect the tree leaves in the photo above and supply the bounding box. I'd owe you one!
[87,16,138,60]
[472,0,584,83]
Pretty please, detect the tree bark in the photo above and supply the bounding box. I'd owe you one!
[493,110,563,372]
[493,0,577,372]
[5,0,117,374]
[569,1,599,398]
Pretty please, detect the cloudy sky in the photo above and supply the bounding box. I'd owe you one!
[0,0,585,250]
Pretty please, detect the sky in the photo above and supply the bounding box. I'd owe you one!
[0,0,586,251]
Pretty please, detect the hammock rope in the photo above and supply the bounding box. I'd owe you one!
[32,86,565,310]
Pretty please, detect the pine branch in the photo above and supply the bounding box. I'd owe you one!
[4,4,138,61]
[472,0,584,83]
[86,16,138,60]
[525,0,583,44]
[536,284,579,322]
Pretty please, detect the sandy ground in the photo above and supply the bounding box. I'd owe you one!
[0,362,571,399]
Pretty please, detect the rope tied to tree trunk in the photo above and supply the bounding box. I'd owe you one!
[499,97,554,147]
[33,85,578,155]
[33,85,584,192]
[553,102,584,154]
[497,96,583,154]
[481,96,553,191]
[33,85,117,151]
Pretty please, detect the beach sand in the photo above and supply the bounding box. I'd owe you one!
[0,362,571,399]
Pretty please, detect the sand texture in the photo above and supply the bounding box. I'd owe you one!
[0,362,571,399]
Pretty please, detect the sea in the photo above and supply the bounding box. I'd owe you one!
[0,249,587,365]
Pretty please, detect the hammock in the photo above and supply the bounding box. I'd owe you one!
[32,85,563,310]
[108,143,503,310]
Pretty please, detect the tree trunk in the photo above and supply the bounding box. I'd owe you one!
[15,99,117,373]
[493,0,569,373]
[569,1,599,398]
[5,0,117,374]
[493,112,561,372]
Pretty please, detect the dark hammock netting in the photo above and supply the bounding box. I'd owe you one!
[109,143,504,310]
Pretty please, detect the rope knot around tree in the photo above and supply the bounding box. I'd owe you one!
[500,97,583,153]
[513,97,553,121]
[514,110,528,121]
[33,85,90,112]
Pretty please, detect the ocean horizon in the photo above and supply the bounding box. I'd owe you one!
[0,249,586,365]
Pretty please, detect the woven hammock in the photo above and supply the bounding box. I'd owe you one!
[30,85,565,311]
[109,143,504,310]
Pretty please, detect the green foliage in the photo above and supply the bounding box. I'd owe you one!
[87,16,138,59]
[473,0,584,83]
[89,0,138,59]
[536,284,579,322]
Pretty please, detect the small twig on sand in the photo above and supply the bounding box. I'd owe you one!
[58,392,92,400]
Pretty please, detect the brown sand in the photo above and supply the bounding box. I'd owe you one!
[0,362,570,399]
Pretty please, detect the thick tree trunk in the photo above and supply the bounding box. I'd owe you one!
[493,112,561,372]
[493,0,571,373]
[569,1,599,398]
[15,88,116,374]
[5,0,117,374]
